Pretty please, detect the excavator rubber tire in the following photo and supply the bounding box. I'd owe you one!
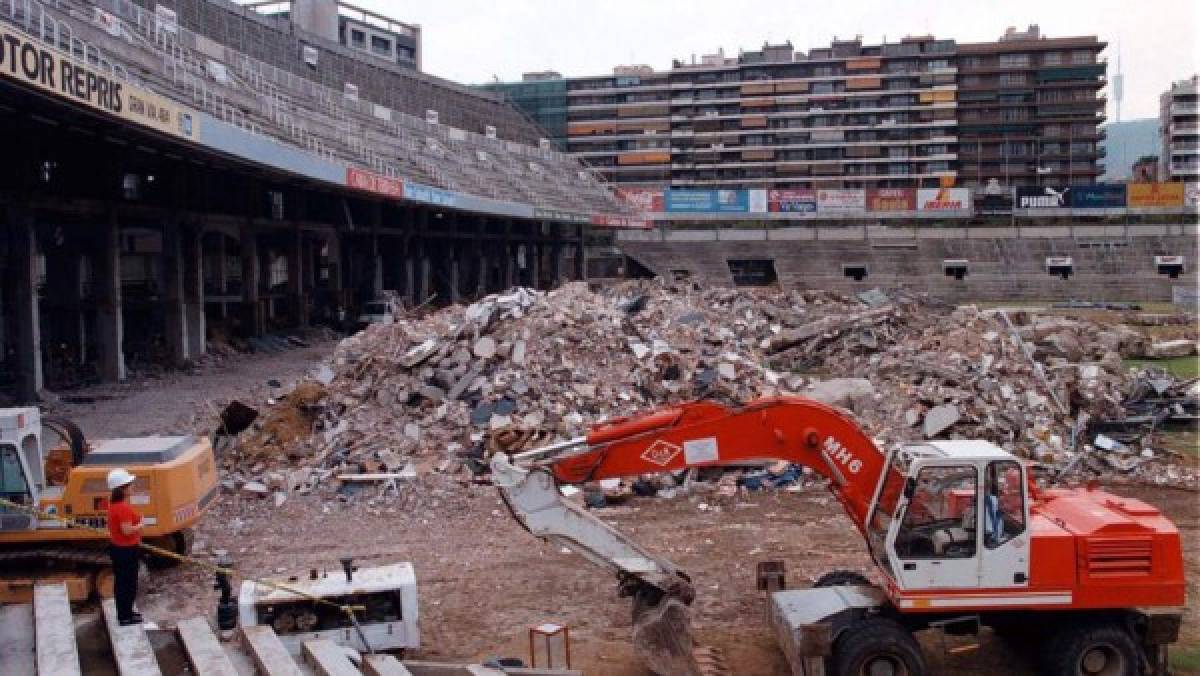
[813,570,871,588]
[632,597,703,676]
[1041,619,1137,676]
[830,616,925,676]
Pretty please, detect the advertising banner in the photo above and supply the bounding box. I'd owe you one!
[1016,186,1071,209]
[615,187,664,213]
[346,167,403,198]
[816,189,866,213]
[1127,182,1185,208]
[748,189,768,214]
[590,214,649,228]
[867,188,916,211]
[1069,184,1126,209]
[917,187,970,211]
[664,189,750,213]
[406,182,458,208]
[0,24,198,142]
[1186,183,1199,209]
[767,189,817,213]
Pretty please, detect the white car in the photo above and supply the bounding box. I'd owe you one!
[356,301,395,329]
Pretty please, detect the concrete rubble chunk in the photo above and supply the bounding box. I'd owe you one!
[923,404,960,438]
[805,378,875,407]
[473,336,497,359]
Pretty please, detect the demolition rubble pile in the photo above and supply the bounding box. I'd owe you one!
[223,281,1198,499]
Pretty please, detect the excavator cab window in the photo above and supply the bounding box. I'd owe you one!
[894,466,978,559]
[984,461,1026,548]
[0,445,31,501]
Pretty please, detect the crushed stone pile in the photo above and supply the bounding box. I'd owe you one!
[221,281,1198,500]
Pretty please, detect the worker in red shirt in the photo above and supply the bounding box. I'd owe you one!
[106,468,143,625]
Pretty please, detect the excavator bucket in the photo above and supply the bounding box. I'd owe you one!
[633,596,703,676]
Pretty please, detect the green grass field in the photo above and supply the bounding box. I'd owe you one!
[1172,645,1200,674]
[1124,356,1200,380]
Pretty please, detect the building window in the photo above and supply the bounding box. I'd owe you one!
[350,29,365,48]
[926,59,950,71]
[1043,52,1063,66]
[1071,50,1094,65]
[370,35,392,55]
[998,53,1030,68]
[998,73,1028,86]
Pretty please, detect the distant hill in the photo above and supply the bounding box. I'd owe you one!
[1101,118,1159,181]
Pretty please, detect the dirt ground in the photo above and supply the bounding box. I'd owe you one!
[57,344,1199,675]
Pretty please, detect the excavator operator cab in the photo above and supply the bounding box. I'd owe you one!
[868,440,1030,591]
[0,408,45,532]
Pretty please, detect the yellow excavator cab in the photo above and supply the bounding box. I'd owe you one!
[0,407,219,601]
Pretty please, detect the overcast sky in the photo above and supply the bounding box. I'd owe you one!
[351,0,1199,121]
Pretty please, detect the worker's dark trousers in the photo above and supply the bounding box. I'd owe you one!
[110,545,140,620]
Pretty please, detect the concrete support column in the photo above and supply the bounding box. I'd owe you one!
[448,246,461,304]
[183,225,206,358]
[45,237,84,364]
[476,249,488,297]
[240,225,264,337]
[162,219,189,364]
[551,243,563,288]
[94,213,126,382]
[528,242,541,290]
[404,251,417,307]
[418,242,432,305]
[287,227,308,327]
[575,226,587,281]
[7,208,43,401]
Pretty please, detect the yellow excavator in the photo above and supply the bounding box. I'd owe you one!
[0,407,219,601]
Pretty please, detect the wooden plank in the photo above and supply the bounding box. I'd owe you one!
[0,603,36,676]
[101,599,163,676]
[176,616,238,676]
[302,639,361,676]
[240,625,304,676]
[33,583,81,676]
[363,654,412,676]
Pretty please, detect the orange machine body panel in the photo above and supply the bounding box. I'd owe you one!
[2,436,218,544]
[550,396,1186,615]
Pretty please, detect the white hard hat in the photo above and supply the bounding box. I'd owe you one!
[106,468,136,491]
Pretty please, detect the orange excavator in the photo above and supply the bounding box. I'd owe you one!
[490,396,1185,676]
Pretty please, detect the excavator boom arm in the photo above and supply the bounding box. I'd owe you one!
[550,396,894,532]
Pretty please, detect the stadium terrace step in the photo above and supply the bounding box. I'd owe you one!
[33,583,82,676]
[101,599,163,676]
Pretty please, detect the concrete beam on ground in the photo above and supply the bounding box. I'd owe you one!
[364,654,413,676]
[176,617,238,676]
[0,602,35,676]
[101,598,163,676]
[302,639,360,676]
[94,212,126,382]
[240,625,303,676]
[33,584,81,676]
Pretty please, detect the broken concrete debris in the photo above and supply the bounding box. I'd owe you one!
[221,281,1197,499]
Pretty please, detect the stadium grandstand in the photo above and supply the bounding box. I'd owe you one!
[0,0,638,402]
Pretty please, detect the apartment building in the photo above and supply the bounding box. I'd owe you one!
[1159,75,1200,181]
[489,28,1107,194]
[957,25,1107,188]
[565,37,960,190]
